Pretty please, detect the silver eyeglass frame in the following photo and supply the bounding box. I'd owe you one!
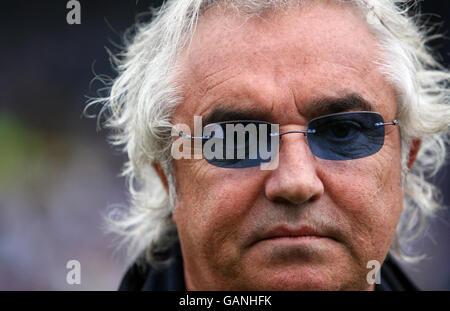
[177,111,399,140]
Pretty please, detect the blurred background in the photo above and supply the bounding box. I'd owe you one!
[0,0,449,290]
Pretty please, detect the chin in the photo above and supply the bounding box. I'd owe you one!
[242,266,368,291]
[261,273,336,291]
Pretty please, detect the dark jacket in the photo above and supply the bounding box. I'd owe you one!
[118,242,418,291]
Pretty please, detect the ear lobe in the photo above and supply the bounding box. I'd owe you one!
[152,162,169,193]
[171,209,178,225]
[407,139,421,170]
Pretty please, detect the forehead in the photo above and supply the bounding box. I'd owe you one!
[175,1,397,124]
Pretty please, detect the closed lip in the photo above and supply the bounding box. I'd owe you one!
[255,225,336,244]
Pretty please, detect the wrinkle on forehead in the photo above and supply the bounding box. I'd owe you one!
[174,0,397,125]
[179,1,375,75]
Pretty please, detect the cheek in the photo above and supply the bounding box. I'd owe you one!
[173,161,264,258]
[317,146,403,260]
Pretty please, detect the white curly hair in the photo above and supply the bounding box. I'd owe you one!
[87,0,450,266]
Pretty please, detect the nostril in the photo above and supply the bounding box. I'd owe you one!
[271,191,321,206]
[272,196,293,205]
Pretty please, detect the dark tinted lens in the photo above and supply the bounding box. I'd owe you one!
[203,121,274,168]
[307,112,385,160]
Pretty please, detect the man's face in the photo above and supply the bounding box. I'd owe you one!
[171,1,403,290]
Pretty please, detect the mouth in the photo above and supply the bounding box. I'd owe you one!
[253,225,338,246]
[245,224,344,265]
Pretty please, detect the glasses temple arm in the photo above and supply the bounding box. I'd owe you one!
[178,131,212,140]
[374,120,399,127]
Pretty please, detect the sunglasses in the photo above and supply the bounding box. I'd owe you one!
[177,111,398,168]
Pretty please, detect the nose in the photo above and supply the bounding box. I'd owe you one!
[264,134,324,205]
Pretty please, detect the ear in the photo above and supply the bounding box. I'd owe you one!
[152,162,179,225]
[152,162,169,193]
[407,139,421,170]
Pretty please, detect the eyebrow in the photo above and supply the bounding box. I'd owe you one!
[203,106,272,125]
[202,93,374,125]
[304,93,374,120]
